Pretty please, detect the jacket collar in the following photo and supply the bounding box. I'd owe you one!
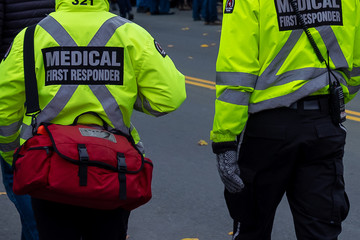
[55,0,109,12]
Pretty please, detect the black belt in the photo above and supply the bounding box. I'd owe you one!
[289,95,330,110]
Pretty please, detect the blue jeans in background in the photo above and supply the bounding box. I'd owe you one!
[201,0,218,22]
[117,0,133,18]
[136,0,150,12]
[0,156,39,240]
[192,0,204,20]
[150,0,170,14]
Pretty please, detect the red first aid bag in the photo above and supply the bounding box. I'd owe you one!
[13,119,153,211]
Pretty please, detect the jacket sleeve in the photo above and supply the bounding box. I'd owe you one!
[133,28,186,117]
[210,0,259,143]
[0,29,26,165]
[348,2,360,101]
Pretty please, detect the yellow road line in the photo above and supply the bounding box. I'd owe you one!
[0,192,6,195]
[185,80,215,90]
[347,115,360,122]
[346,109,360,117]
[184,76,360,122]
[185,76,216,85]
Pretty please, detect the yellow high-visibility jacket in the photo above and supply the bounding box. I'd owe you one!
[211,0,360,143]
[0,0,186,165]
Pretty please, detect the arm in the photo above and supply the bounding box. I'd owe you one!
[0,29,26,165]
[211,0,260,143]
[211,0,260,193]
[348,2,360,101]
[134,30,186,117]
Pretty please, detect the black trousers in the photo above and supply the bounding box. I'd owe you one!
[226,96,349,240]
[31,198,130,240]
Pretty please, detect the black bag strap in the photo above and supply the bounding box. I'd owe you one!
[24,24,41,116]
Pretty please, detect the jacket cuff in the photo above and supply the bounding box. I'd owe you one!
[212,141,237,154]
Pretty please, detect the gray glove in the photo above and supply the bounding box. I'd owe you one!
[216,150,244,193]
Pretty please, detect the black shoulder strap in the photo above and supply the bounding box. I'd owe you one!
[24,24,41,115]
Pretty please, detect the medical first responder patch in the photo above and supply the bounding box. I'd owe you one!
[274,0,343,31]
[42,46,124,85]
[154,40,167,58]
[224,0,235,14]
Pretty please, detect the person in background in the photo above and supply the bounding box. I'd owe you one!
[115,0,134,20]
[0,0,54,58]
[0,2,54,239]
[110,0,117,10]
[211,0,359,239]
[201,0,220,25]
[192,0,203,21]
[136,0,150,13]
[0,0,186,239]
[150,0,174,15]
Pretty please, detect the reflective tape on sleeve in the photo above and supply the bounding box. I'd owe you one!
[218,89,251,106]
[350,67,360,78]
[216,72,257,88]
[0,121,22,137]
[348,85,360,95]
[0,136,20,152]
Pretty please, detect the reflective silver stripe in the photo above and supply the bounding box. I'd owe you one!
[317,26,348,69]
[89,85,129,134]
[87,16,130,134]
[259,67,325,90]
[0,136,20,152]
[247,27,349,113]
[143,98,167,117]
[351,67,360,77]
[20,123,30,138]
[232,222,241,240]
[38,16,77,46]
[264,67,346,89]
[221,27,351,112]
[256,28,348,91]
[249,76,329,113]
[348,85,360,95]
[21,86,78,140]
[218,89,250,106]
[21,15,131,139]
[88,16,129,47]
[256,30,302,89]
[216,72,257,87]
[133,96,143,112]
[22,16,81,139]
[136,141,145,154]
[0,121,22,137]
[129,123,145,154]
[256,30,303,80]
[133,95,167,117]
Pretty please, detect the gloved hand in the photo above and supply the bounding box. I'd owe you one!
[212,142,245,193]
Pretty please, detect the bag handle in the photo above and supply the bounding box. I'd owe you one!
[71,111,110,130]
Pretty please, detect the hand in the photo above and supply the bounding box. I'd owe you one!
[216,150,244,193]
